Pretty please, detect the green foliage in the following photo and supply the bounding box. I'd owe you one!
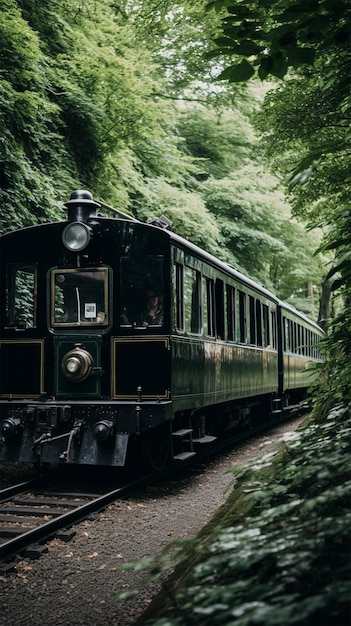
[176,104,324,311]
[0,0,326,318]
[206,0,350,81]
[131,177,222,256]
[134,405,351,626]
[255,59,350,229]
[200,167,323,305]
[176,105,255,179]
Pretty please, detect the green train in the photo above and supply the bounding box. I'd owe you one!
[0,190,324,470]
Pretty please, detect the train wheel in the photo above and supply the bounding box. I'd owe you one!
[142,422,171,472]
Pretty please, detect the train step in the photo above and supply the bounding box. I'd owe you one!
[173,451,196,461]
[172,428,193,438]
[192,435,217,444]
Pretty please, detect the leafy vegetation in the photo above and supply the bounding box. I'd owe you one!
[0,0,327,317]
[206,0,350,81]
[134,405,350,626]
[206,0,351,324]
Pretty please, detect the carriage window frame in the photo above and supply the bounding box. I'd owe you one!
[184,266,201,335]
[271,310,277,350]
[262,303,271,348]
[204,277,216,338]
[248,295,256,345]
[174,262,184,331]
[6,262,38,329]
[237,289,247,344]
[50,267,110,328]
[226,284,236,342]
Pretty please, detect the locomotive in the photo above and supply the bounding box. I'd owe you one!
[0,190,324,470]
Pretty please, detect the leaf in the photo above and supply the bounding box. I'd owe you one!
[217,59,255,82]
[326,251,351,280]
[205,0,233,13]
[213,36,236,47]
[258,56,273,80]
[270,52,288,78]
[237,39,262,56]
[286,46,316,68]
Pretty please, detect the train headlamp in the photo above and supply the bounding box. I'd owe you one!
[61,347,93,382]
[62,222,92,252]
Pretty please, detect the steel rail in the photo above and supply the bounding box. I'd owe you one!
[0,478,43,503]
[0,472,154,563]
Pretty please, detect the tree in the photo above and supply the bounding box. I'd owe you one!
[206,0,351,401]
[206,0,350,81]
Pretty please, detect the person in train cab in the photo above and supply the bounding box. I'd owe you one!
[139,290,164,326]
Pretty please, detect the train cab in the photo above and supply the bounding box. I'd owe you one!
[0,191,173,468]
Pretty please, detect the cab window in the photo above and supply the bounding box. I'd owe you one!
[51,267,109,327]
[120,256,164,328]
[6,263,37,329]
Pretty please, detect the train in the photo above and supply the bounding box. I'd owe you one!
[0,190,324,470]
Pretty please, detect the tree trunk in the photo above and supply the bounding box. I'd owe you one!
[318,278,332,329]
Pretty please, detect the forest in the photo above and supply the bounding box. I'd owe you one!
[1,0,336,320]
[1,0,350,624]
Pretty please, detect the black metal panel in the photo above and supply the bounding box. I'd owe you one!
[112,338,171,399]
[0,340,44,397]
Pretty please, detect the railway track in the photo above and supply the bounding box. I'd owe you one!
[0,408,307,567]
[0,472,156,566]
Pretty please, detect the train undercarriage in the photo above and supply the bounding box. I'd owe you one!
[0,387,308,472]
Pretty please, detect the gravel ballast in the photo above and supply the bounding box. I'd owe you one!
[0,416,305,626]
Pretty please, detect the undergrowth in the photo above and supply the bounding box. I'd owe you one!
[121,403,351,626]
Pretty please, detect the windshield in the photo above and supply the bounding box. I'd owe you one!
[51,267,109,327]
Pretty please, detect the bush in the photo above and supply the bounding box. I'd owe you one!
[135,404,351,625]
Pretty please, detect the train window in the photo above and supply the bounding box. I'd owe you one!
[120,257,164,328]
[297,325,301,354]
[51,267,109,327]
[237,290,247,343]
[226,285,235,342]
[6,263,37,329]
[184,266,201,334]
[306,329,311,357]
[301,327,306,355]
[288,320,292,352]
[249,295,256,345]
[174,263,184,331]
[202,277,208,336]
[256,300,263,346]
[263,304,270,347]
[283,317,289,351]
[204,278,216,337]
[271,310,277,350]
[215,279,224,340]
[293,322,297,353]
